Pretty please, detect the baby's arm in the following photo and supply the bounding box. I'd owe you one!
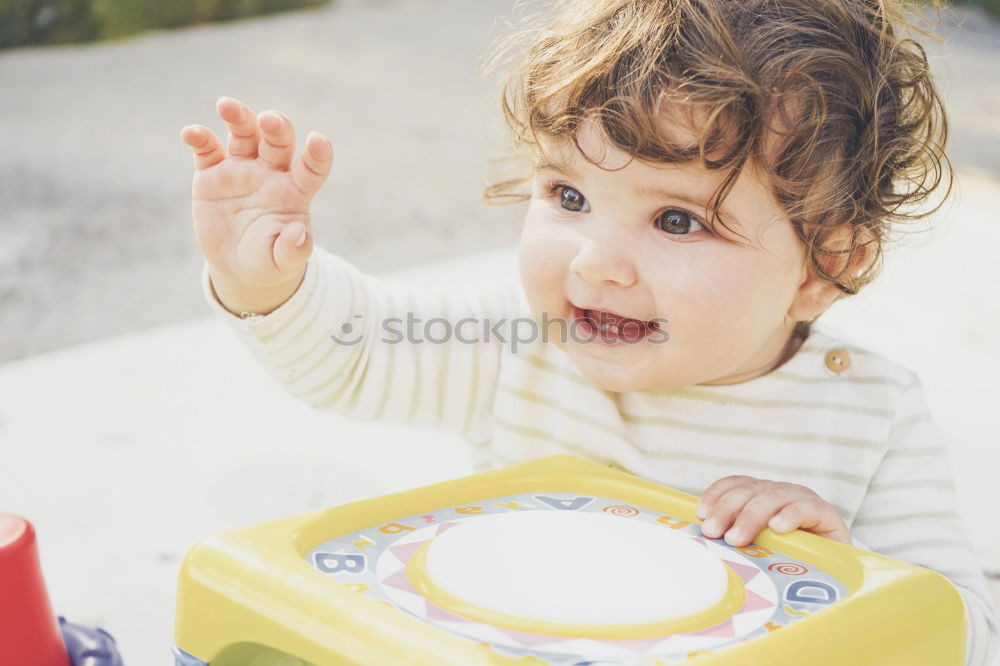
[850,376,998,666]
[182,97,519,443]
[199,246,520,443]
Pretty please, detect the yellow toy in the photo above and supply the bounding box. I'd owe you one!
[172,455,966,665]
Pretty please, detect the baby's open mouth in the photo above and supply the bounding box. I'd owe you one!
[572,305,659,342]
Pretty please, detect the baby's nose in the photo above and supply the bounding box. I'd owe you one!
[569,238,638,287]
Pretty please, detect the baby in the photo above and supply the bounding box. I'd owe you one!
[180,0,997,663]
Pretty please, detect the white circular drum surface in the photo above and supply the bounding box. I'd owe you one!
[422,510,729,625]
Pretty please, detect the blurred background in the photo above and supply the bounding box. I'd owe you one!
[0,0,525,363]
[0,0,998,663]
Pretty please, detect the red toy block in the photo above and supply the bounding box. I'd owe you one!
[0,514,71,666]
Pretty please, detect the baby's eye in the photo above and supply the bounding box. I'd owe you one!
[655,209,705,235]
[554,185,590,213]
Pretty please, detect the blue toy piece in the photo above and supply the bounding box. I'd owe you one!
[59,617,124,666]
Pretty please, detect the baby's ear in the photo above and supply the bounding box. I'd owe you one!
[788,224,873,321]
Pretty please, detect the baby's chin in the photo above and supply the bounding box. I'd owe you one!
[554,342,689,394]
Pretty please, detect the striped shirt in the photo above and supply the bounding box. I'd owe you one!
[202,246,997,665]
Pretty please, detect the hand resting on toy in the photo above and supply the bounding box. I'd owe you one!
[696,475,852,548]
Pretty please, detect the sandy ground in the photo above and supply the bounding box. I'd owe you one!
[1,0,999,663]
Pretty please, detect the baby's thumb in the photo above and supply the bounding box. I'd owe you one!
[273,221,312,274]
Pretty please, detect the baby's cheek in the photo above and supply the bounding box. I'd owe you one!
[518,219,574,307]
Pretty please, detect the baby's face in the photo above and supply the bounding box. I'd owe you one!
[518,119,811,393]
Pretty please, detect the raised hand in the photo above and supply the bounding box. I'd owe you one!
[180,96,333,315]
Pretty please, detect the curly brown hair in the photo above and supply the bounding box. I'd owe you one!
[480,0,952,301]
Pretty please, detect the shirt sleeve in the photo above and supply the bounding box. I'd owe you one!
[201,246,524,443]
[850,374,998,666]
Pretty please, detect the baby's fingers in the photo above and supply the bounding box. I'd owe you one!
[769,500,851,544]
[217,96,260,159]
[720,487,797,546]
[291,132,334,198]
[696,475,758,520]
[257,109,296,171]
[180,125,225,171]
